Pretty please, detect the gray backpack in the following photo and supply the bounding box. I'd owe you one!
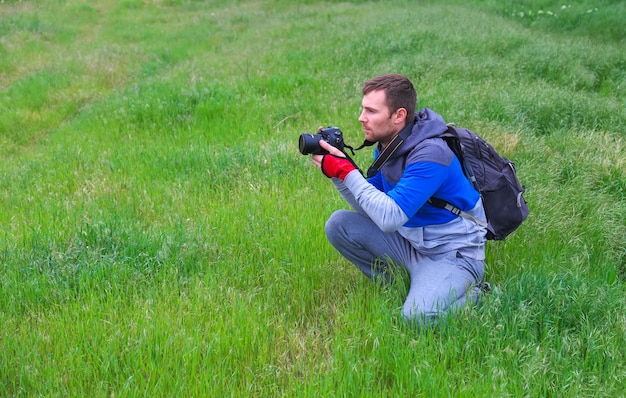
[430,125,529,240]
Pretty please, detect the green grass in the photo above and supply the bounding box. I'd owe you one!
[1,0,625,396]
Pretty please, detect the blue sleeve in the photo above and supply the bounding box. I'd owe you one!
[367,171,384,191]
[387,161,448,218]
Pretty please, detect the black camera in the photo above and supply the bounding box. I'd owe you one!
[298,127,345,155]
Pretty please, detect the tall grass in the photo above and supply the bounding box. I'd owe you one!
[1,0,625,396]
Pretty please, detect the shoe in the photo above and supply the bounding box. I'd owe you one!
[478,281,491,293]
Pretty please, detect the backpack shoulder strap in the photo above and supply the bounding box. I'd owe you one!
[428,197,488,228]
[428,125,487,228]
[442,125,480,190]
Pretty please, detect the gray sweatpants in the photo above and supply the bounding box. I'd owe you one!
[325,210,485,324]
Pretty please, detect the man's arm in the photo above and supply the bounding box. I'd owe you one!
[331,178,366,214]
[342,172,409,232]
[343,159,452,232]
[313,140,443,232]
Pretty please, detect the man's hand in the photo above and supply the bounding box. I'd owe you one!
[312,140,358,180]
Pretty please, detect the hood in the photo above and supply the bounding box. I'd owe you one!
[381,107,449,159]
[413,108,449,140]
[363,108,450,178]
[362,108,449,160]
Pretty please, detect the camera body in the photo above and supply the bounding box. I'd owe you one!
[298,127,345,155]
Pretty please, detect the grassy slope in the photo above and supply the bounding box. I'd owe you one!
[1,0,624,396]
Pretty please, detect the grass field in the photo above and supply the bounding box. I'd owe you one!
[1,0,625,396]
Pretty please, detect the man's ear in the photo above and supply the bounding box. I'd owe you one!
[394,108,407,125]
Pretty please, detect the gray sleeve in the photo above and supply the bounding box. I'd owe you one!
[331,177,365,214]
[340,170,409,232]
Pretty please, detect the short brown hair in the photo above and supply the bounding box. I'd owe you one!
[362,74,417,124]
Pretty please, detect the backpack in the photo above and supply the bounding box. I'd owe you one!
[430,125,529,240]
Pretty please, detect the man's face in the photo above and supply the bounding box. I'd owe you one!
[358,89,405,147]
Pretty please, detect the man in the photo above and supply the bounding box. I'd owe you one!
[312,74,487,324]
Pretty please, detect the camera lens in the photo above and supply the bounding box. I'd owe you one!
[298,133,323,155]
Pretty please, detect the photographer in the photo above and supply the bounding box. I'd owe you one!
[309,74,487,325]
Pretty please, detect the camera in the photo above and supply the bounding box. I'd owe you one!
[298,127,345,155]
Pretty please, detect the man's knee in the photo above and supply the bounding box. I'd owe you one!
[402,285,483,325]
[324,210,355,243]
[325,209,353,228]
[402,302,439,326]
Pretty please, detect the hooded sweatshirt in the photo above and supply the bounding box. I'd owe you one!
[333,108,486,259]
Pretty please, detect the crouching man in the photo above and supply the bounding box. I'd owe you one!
[311,74,487,324]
